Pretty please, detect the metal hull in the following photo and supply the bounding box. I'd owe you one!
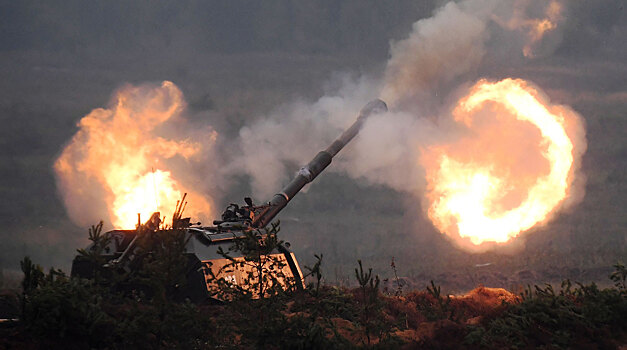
[71,228,304,303]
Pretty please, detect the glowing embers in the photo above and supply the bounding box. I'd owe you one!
[423,78,582,246]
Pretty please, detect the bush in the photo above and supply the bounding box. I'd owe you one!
[466,278,627,349]
[10,220,627,349]
[21,266,115,347]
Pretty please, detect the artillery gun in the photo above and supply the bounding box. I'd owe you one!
[71,99,387,302]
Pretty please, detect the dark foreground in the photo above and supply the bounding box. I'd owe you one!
[0,261,625,349]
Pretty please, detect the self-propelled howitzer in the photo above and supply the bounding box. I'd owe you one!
[251,98,388,229]
[71,99,387,302]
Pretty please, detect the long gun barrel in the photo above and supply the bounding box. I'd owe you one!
[252,99,387,228]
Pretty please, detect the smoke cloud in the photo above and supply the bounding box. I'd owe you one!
[53,0,587,252]
[224,0,587,251]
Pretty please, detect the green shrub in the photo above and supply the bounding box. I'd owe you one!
[22,269,115,347]
[466,276,627,349]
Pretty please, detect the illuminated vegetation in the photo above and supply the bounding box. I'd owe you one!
[0,223,625,349]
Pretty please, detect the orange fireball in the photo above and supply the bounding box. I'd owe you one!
[423,78,585,247]
[55,81,215,229]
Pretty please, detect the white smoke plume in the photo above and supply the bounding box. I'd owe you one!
[53,0,585,252]
[381,0,495,108]
[234,0,569,195]
[227,0,586,251]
